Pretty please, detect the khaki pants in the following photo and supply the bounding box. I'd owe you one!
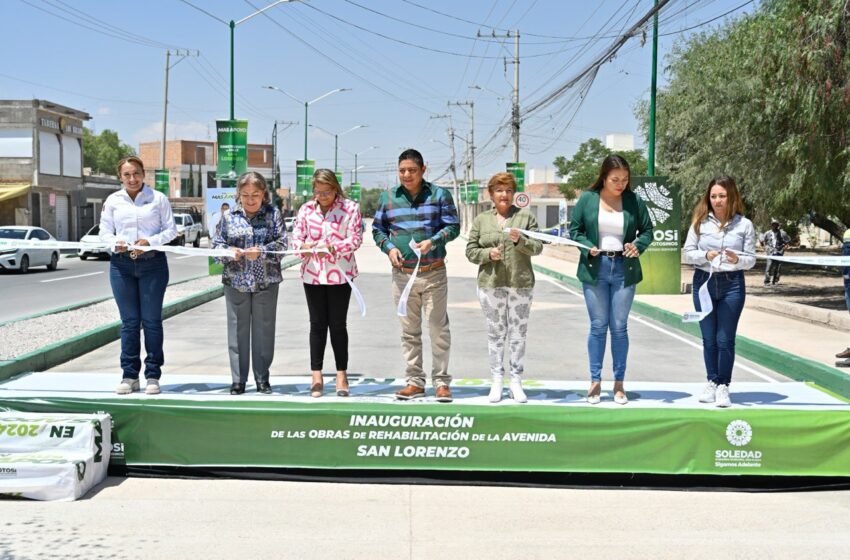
[391,267,451,388]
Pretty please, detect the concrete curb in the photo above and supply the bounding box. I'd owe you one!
[532,263,850,399]
[0,258,301,383]
[748,295,850,331]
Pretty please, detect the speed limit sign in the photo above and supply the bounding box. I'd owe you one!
[514,192,530,208]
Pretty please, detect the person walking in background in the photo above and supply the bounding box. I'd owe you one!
[466,172,542,403]
[100,156,176,396]
[212,172,287,395]
[290,169,362,398]
[569,154,654,405]
[373,149,459,402]
[761,219,791,285]
[684,175,757,407]
[836,228,850,365]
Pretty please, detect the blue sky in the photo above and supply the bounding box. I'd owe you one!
[2,0,759,187]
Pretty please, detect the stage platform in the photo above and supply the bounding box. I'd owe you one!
[0,372,848,477]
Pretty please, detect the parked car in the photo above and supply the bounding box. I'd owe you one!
[78,224,110,261]
[170,213,202,247]
[0,226,59,273]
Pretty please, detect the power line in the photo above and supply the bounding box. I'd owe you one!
[175,0,229,25]
[658,0,756,36]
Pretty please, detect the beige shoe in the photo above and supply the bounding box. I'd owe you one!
[145,379,161,395]
[116,378,139,395]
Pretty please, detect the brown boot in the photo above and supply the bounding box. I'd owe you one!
[435,385,453,403]
[395,384,425,400]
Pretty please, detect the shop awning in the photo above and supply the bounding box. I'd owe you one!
[0,183,30,202]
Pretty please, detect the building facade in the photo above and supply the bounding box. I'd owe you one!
[0,99,109,240]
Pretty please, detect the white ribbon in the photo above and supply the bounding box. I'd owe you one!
[0,238,324,258]
[396,239,422,317]
[503,228,594,250]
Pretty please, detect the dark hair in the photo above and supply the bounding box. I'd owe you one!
[398,148,424,168]
[691,175,745,234]
[236,171,271,205]
[590,154,631,192]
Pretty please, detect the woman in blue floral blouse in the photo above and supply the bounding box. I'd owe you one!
[212,172,287,395]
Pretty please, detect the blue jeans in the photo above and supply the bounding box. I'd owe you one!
[582,256,636,382]
[692,269,745,386]
[109,252,169,380]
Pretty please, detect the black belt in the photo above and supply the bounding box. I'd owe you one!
[599,251,623,257]
[114,250,162,261]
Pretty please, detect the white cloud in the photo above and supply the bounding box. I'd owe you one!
[133,121,211,144]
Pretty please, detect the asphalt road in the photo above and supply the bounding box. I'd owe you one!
[0,249,210,323]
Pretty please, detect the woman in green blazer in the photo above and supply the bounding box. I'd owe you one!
[466,172,543,403]
[568,155,653,405]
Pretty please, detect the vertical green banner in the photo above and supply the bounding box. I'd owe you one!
[506,162,526,192]
[296,160,315,197]
[349,182,361,202]
[154,169,169,196]
[216,120,248,180]
[335,171,344,187]
[632,176,682,295]
[465,181,479,203]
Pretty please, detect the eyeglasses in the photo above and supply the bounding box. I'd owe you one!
[313,190,335,198]
[493,188,515,195]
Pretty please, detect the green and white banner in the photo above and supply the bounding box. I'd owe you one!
[632,176,681,295]
[1,389,848,477]
[506,162,526,193]
[296,160,315,197]
[349,182,362,202]
[464,181,480,204]
[216,119,248,180]
[154,169,169,196]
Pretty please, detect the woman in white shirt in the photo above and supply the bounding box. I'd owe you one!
[683,176,756,407]
[99,156,176,396]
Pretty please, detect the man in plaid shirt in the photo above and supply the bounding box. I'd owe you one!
[373,149,460,402]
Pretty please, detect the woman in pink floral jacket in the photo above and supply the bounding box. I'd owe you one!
[290,169,363,398]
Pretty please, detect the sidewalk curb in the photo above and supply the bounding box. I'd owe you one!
[533,263,850,399]
[0,284,224,383]
[0,258,300,383]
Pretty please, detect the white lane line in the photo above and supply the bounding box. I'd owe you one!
[539,276,780,383]
[40,271,103,283]
[174,255,195,260]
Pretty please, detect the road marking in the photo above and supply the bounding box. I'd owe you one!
[540,276,780,383]
[40,271,103,283]
[175,255,195,260]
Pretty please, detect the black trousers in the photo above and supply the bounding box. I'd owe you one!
[303,283,352,371]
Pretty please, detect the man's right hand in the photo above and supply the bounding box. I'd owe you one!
[388,248,404,268]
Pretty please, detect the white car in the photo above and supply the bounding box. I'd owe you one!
[284,217,296,232]
[0,226,60,273]
[78,224,110,261]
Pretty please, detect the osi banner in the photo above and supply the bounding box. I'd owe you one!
[632,176,681,295]
[349,182,362,202]
[296,160,315,196]
[216,120,248,180]
[154,169,169,196]
[506,162,526,192]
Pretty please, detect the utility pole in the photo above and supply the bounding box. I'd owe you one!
[271,120,298,192]
[647,0,659,175]
[430,114,459,203]
[448,100,474,181]
[479,30,520,162]
[161,49,199,170]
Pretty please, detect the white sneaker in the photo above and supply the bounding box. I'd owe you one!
[116,378,139,395]
[699,381,717,403]
[715,384,731,408]
[145,379,161,395]
[508,374,527,403]
[488,376,504,403]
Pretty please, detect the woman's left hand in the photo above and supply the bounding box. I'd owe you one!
[131,238,150,259]
[724,249,739,264]
[623,242,639,258]
[508,228,520,243]
[244,247,261,261]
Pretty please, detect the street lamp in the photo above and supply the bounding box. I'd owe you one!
[227,1,297,120]
[347,146,378,183]
[262,85,351,160]
[309,124,367,172]
[469,84,506,101]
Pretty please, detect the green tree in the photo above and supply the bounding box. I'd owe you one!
[355,187,383,218]
[641,0,850,236]
[553,138,648,200]
[83,127,135,175]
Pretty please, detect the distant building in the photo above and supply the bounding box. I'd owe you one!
[605,133,634,152]
[138,140,274,198]
[0,99,116,240]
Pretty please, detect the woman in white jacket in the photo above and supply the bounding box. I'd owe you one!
[683,176,756,408]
